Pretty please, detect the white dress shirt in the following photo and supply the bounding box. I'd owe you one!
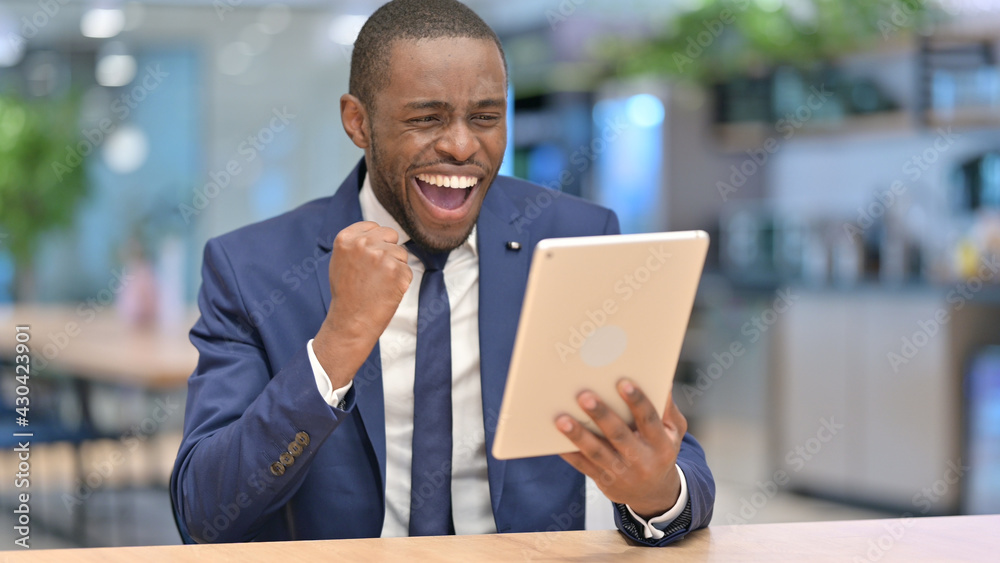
[306,173,687,540]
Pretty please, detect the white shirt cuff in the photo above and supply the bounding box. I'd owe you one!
[625,465,689,540]
[307,338,354,408]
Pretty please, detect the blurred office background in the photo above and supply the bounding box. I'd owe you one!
[1,0,999,549]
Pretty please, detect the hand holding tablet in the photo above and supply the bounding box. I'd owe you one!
[490,230,708,517]
[556,378,689,519]
[492,231,709,460]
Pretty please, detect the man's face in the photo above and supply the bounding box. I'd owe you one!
[365,37,507,252]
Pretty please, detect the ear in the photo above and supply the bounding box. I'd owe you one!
[340,94,370,149]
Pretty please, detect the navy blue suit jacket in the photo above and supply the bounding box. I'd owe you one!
[170,159,714,546]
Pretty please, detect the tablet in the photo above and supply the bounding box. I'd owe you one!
[491,230,709,460]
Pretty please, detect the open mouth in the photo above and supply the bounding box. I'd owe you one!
[414,173,480,212]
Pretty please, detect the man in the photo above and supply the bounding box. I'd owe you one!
[170,0,714,547]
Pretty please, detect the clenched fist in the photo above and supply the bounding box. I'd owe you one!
[312,221,413,389]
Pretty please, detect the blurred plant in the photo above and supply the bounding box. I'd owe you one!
[607,0,943,83]
[0,94,87,271]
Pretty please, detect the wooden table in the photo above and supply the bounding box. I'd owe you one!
[10,515,999,561]
[0,305,197,389]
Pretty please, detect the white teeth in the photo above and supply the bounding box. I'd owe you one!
[416,174,479,189]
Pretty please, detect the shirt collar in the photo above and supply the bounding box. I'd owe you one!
[359,170,478,256]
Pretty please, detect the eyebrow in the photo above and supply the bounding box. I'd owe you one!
[404,99,506,112]
[473,98,506,109]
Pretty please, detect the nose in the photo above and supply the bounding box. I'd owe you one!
[434,120,479,163]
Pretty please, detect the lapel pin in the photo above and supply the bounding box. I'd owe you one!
[506,241,521,251]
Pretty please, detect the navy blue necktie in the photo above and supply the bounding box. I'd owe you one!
[406,241,454,536]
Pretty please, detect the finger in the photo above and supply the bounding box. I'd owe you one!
[556,414,622,472]
[617,379,669,449]
[661,392,688,440]
[335,222,383,253]
[576,391,643,462]
[352,221,381,233]
[374,226,400,244]
[335,223,371,250]
[386,242,410,264]
[577,391,642,459]
[392,261,414,295]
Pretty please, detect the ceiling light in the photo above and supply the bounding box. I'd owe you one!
[96,52,137,87]
[103,125,149,175]
[82,8,125,39]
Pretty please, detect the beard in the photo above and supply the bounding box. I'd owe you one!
[366,130,489,254]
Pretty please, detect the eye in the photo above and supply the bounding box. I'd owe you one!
[472,114,501,123]
[408,115,438,124]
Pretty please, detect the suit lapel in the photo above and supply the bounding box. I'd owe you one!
[476,182,532,521]
[314,159,388,490]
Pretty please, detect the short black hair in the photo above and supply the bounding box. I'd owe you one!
[349,0,508,113]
